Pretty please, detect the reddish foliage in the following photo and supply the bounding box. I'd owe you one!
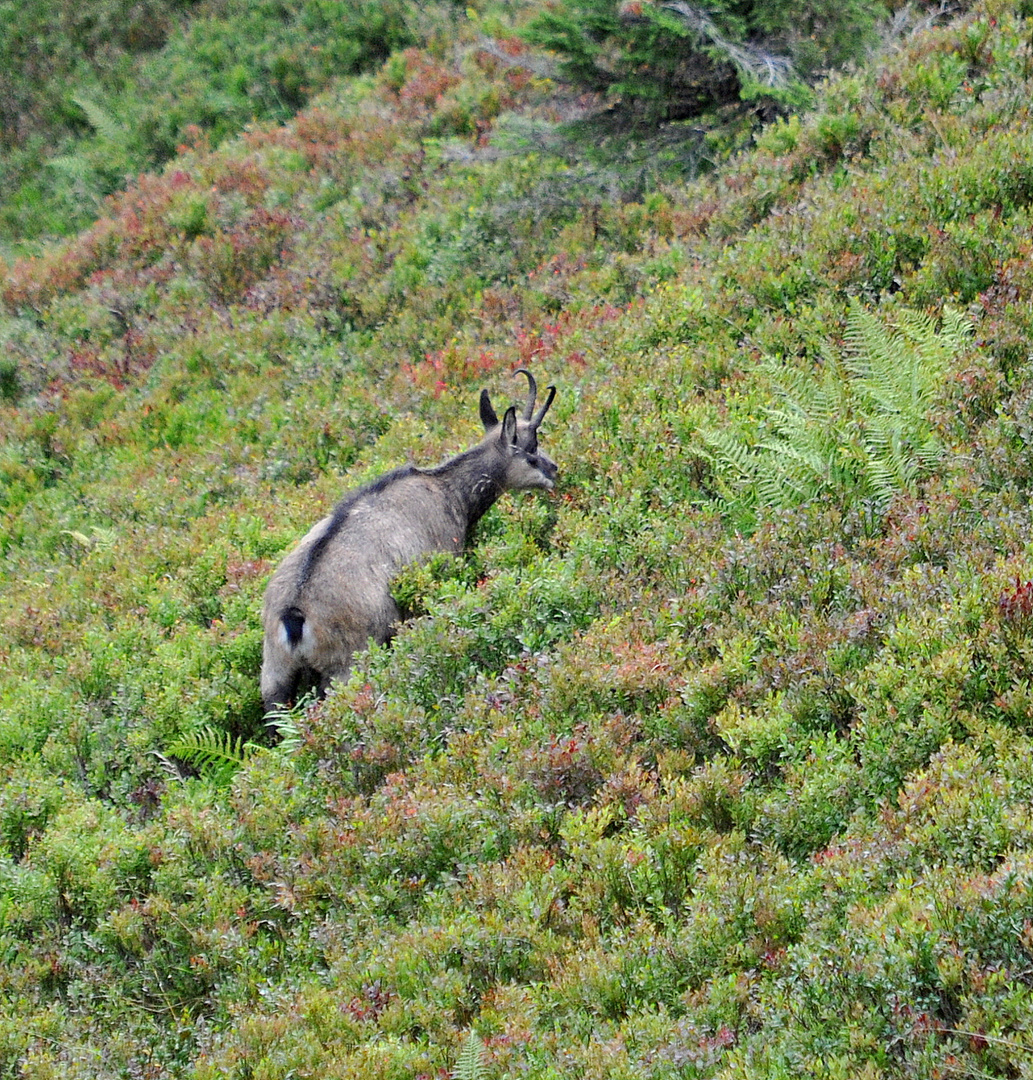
[524,730,603,808]
[191,208,298,304]
[391,50,462,117]
[402,342,500,396]
[342,980,393,1023]
[998,577,1033,626]
[2,217,120,312]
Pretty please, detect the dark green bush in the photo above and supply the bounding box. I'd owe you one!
[522,0,886,126]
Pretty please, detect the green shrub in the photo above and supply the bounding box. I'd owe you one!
[4,3,1033,1077]
[522,0,884,126]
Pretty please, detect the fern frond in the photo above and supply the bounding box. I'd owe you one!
[915,435,946,471]
[937,305,976,349]
[47,155,94,184]
[166,726,263,785]
[858,461,899,511]
[700,301,969,527]
[697,427,762,483]
[70,93,124,142]
[452,1031,488,1080]
[771,439,835,481]
[264,691,316,752]
[753,463,808,509]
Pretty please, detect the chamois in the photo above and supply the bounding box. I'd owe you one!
[260,371,557,711]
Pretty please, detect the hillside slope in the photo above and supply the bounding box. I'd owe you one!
[0,0,444,249]
[4,1,1033,1076]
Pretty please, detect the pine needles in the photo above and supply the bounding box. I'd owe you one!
[699,302,971,527]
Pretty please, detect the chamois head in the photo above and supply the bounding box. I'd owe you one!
[478,368,558,491]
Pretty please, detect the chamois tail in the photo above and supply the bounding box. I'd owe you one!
[281,606,306,649]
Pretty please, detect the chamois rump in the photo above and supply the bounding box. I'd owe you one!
[260,371,557,711]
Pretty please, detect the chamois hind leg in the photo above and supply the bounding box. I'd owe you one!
[261,640,304,713]
[316,659,354,701]
[261,672,300,714]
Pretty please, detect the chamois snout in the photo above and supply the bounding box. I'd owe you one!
[496,407,558,491]
[510,444,558,491]
[535,453,559,489]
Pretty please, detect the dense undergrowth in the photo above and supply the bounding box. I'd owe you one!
[5,0,1033,1075]
[0,0,455,250]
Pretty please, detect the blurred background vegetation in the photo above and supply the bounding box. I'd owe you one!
[0,0,435,249]
[0,0,893,252]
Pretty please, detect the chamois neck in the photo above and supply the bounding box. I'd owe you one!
[429,443,506,530]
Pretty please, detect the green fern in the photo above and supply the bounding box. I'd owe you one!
[452,1031,488,1080]
[166,726,264,786]
[844,304,969,425]
[48,94,128,199]
[698,302,971,526]
[165,692,311,785]
[47,153,95,187]
[69,93,124,143]
[264,692,313,753]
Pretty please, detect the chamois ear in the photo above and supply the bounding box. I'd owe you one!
[500,406,518,446]
[479,388,498,430]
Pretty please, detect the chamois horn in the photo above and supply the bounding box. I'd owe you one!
[532,385,556,430]
[514,367,556,430]
[515,367,538,420]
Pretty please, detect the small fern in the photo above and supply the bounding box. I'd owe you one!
[452,1031,488,1080]
[48,94,128,201]
[264,692,313,752]
[698,302,971,527]
[47,153,95,187]
[166,726,264,786]
[70,93,125,143]
[164,693,310,786]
